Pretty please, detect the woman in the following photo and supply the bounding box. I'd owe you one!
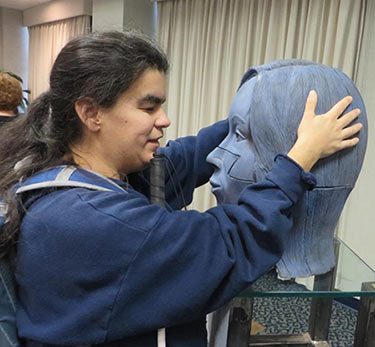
[0,31,362,347]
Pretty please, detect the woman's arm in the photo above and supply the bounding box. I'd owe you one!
[158,119,228,209]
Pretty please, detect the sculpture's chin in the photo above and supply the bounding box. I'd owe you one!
[210,173,256,204]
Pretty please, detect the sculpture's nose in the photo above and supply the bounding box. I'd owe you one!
[206,146,239,172]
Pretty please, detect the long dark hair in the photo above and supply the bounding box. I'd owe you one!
[0,30,169,256]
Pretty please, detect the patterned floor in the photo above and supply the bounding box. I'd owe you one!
[250,270,357,347]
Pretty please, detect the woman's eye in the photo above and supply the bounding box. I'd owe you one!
[143,107,155,112]
[235,130,246,141]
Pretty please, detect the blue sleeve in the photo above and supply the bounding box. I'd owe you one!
[16,156,314,343]
[158,120,228,209]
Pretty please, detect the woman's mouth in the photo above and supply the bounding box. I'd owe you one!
[147,139,160,150]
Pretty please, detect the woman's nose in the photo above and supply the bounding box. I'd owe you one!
[156,107,171,128]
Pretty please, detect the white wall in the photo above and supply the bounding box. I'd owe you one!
[92,0,154,36]
[0,8,28,88]
[123,0,155,37]
[92,0,124,31]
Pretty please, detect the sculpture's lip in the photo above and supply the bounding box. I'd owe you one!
[211,186,221,194]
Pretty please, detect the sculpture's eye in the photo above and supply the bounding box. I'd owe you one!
[235,130,246,141]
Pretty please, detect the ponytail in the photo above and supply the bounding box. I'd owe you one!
[0,91,68,256]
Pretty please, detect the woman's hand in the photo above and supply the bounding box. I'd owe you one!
[288,90,362,172]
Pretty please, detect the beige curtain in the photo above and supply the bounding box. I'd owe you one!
[157,0,366,212]
[336,0,375,270]
[28,15,91,100]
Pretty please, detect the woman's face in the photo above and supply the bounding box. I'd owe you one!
[96,68,171,175]
[206,78,259,203]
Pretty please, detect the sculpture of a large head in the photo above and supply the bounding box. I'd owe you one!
[207,60,368,277]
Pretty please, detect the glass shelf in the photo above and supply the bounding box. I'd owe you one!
[238,237,375,298]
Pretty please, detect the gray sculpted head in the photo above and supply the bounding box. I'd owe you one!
[206,60,368,277]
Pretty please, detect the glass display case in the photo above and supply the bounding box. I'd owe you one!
[227,238,375,347]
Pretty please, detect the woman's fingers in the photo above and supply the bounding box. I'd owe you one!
[303,90,318,118]
[338,137,360,150]
[291,91,362,171]
[326,95,353,118]
[338,108,361,127]
[341,123,363,139]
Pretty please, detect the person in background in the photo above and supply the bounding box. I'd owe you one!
[0,72,23,125]
[0,31,362,347]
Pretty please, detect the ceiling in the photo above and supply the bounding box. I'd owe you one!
[0,0,52,10]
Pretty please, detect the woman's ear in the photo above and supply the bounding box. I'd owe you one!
[74,97,101,132]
